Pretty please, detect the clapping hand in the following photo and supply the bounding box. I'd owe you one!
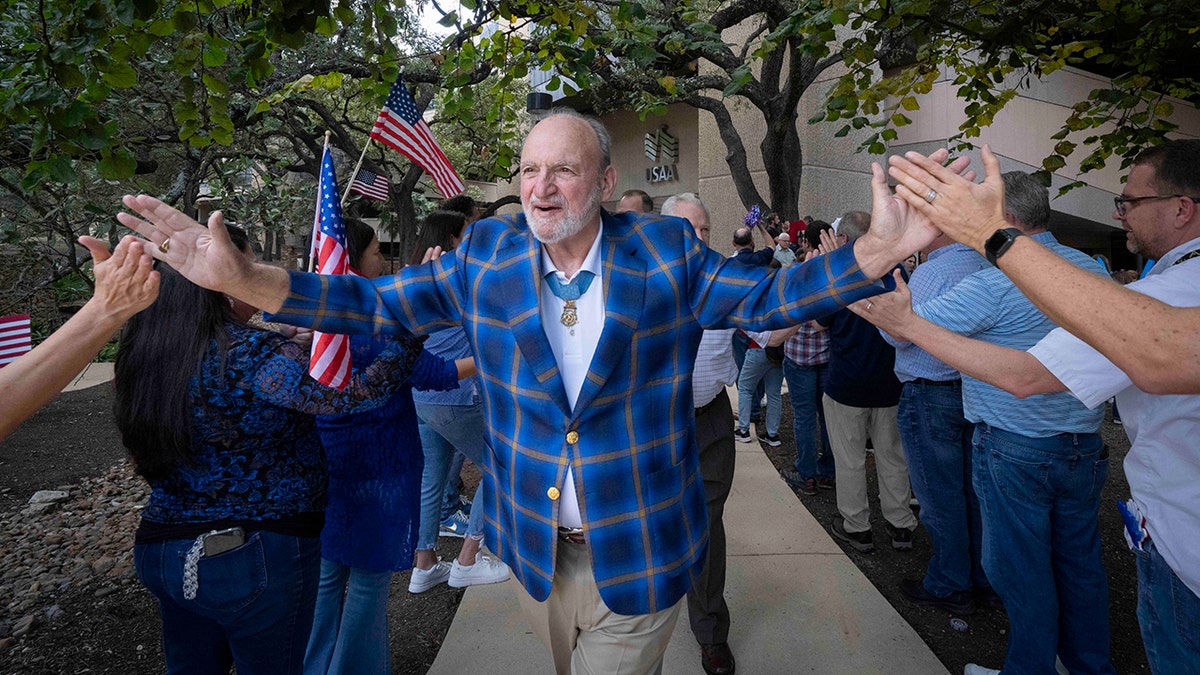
[117,195,249,295]
[849,270,918,341]
[887,145,1003,252]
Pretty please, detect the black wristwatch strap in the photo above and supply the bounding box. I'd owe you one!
[984,228,1024,266]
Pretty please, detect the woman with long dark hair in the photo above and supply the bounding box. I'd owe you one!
[303,220,471,675]
[116,226,424,674]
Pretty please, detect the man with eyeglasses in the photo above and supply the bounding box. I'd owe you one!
[873,138,1200,674]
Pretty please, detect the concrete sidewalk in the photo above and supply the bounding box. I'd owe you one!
[62,362,114,392]
[430,440,948,674]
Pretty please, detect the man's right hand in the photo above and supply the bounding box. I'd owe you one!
[117,195,251,295]
[117,194,290,313]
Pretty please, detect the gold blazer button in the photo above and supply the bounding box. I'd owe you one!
[566,431,579,445]
[547,486,561,500]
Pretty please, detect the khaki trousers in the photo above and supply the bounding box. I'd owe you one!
[516,540,683,675]
[822,394,917,533]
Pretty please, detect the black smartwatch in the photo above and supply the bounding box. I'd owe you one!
[984,228,1024,265]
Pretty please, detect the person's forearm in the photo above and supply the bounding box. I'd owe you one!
[229,263,291,314]
[0,299,128,441]
[903,316,1066,398]
[851,234,901,280]
[454,357,477,380]
[997,236,1200,393]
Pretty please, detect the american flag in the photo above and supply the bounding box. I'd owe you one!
[349,167,389,202]
[370,75,465,198]
[308,147,353,389]
[0,314,32,368]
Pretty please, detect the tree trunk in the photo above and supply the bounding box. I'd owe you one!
[759,115,803,221]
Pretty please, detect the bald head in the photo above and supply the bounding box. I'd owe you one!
[520,111,617,245]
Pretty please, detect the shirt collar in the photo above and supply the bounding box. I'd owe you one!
[926,242,975,262]
[1149,236,1200,275]
[541,223,604,283]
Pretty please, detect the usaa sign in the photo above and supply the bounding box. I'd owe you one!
[644,125,679,183]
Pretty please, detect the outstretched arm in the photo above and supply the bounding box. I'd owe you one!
[0,237,160,442]
[117,195,290,312]
[852,270,1066,398]
[888,145,1200,394]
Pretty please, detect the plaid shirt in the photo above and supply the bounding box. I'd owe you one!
[271,210,887,615]
[784,321,829,366]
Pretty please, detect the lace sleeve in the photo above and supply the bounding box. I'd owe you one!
[246,330,424,416]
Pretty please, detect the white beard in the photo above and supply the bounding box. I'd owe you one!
[525,184,603,245]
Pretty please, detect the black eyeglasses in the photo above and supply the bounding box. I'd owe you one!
[1113,194,1200,216]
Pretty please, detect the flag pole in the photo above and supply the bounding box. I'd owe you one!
[308,131,332,273]
[340,137,373,208]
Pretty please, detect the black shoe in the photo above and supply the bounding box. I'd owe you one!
[700,642,736,675]
[831,516,874,553]
[887,523,914,551]
[761,432,782,447]
[898,579,973,615]
[972,586,1005,612]
[734,428,752,443]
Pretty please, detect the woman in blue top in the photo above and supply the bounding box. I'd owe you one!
[116,227,424,675]
[303,220,470,674]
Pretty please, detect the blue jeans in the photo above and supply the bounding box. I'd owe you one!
[415,399,487,550]
[1136,539,1200,674]
[440,450,468,519]
[134,531,321,675]
[732,330,763,421]
[782,358,834,479]
[972,424,1115,675]
[897,380,986,597]
[736,348,782,436]
[304,559,392,675]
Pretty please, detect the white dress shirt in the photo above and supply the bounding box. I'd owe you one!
[1028,236,1200,597]
[693,328,738,408]
[540,227,605,529]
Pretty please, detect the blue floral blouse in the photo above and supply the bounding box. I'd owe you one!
[140,322,422,526]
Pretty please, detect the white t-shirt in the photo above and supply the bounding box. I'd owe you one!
[1028,237,1200,597]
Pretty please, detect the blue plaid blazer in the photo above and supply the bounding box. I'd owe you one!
[272,210,888,614]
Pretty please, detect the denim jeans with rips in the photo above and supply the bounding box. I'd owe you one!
[414,399,486,550]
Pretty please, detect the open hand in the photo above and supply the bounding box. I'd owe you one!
[82,235,160,321]
[887,144,1004,252]
[849,270,918,341]
[117,194,250,294]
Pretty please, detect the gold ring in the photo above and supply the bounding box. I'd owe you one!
[924,189,938,204]
[158,237,170,254]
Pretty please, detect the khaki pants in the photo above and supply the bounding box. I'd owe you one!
[822,394,917,533]
[516,541,682,675]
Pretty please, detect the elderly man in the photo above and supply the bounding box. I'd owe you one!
[661,192,738,674]
[119,109,945,674]
[881,139,1200,675]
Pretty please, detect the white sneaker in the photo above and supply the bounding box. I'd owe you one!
[408,559,452,593]
[963,665,1000,675]
[448,552,511,588]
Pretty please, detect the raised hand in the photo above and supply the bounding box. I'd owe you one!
[887,144,1005,252]
[117,194,249,294]
[849,270,919,341]
[82,235,160,321]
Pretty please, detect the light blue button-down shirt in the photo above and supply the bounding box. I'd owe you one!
[916,232,1106,438]
[884,243,987,382]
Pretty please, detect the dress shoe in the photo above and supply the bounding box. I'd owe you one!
[700,642,736,675]
[899,579,973,615]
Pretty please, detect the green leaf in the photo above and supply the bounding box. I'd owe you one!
[1042,155,1066,172]
[203,45,228,67]
[98,148,137,179]
[102,63,138,88]
[202,73,229,96]
[900,96,919,111]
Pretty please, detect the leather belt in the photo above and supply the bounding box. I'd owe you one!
[557,527,586,545]
[910,378,960,387]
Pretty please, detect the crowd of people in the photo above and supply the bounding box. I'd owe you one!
[2,109,1197,675]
